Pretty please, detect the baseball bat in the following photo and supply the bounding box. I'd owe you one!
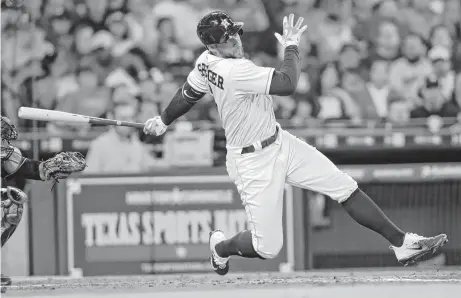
[18,107,145,129]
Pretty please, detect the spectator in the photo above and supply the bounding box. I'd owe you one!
[1,26,53,73]
[34,47,79,109]
[367,19,401,64]
[3,0,460,132]
[47,10,74,49]
[22,0,42,20]
[84,0,109,27]
[316,64,359,120]
[427,46,456,101]
[272,94,297,121]
[336,42,367,76]
[339,67,382,120]
[43,0,73,18]
[154,17,189,71]
[365,59,404,120]
[441,0,461,71]
[430,23,461,74]
[354,0,408,44]
[53,60,111,128]
[127,0,158,61]
[410,76,460,118]
[388,33,432,103]
[85,87,165,173]
[401,0,443,40]
[388,100,411,124]
[107,0,129,14]
[105,12,144,58]
[73,23,96,56]
[291,100,315,126]
[429,24,453,51]
[0,87,21,126]
[152,0,212,51]
[315,12,354,63]
[455,73,461,108]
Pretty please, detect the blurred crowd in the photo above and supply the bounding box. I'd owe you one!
[1,0,461,132]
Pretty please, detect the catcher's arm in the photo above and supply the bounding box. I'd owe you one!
[3,149,87,183]
[2,146,44,181]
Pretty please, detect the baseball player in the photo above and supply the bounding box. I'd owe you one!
[143,12,448,275]
[1,116,86,289]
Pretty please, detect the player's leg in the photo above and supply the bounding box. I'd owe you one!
[210,136,287,275]
[1,225,15,288]
[283,131,447,265]
[1,187,27,289]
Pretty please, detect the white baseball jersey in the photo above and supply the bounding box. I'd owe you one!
[187,51,357,260]
[187,50,277,148]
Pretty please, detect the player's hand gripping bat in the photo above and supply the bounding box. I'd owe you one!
[18,107,145,129]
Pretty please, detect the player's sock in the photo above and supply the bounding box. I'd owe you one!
[215,230,264,259]
[341,188,405,247]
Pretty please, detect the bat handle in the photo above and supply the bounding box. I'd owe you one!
[88,117,145,129]
[117,122,146,129]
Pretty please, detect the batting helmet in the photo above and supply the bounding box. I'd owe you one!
[197,11,244,46]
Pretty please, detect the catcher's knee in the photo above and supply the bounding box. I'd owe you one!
[1,187,27,246]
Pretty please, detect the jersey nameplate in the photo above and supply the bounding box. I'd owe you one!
[198,63,224,90]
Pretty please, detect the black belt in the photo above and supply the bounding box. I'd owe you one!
[241,127,279,154]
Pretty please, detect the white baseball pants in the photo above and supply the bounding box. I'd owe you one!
[226,126,358,259]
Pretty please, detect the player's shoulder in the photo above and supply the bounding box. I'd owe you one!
[228,58,261,74]
[195,50,209,64]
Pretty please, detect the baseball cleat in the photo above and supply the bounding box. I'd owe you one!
[209,230,230,276]
[390,233,448,266]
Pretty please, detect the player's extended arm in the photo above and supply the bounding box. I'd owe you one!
[143,82,205,136]
[160,82,205,125]
[269,14,307,96]
[269,45,300,96]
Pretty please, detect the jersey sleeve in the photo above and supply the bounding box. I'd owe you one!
[230,60,275,95]
[186,51,209,93]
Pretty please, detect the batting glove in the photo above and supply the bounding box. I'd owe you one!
[143,116,168,136]
[274,14,308,48]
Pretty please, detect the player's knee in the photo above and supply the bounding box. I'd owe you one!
[328,173,358,203]
[253,236,283,259]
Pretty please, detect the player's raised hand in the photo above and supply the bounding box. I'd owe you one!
[274,13,308,48]
[143,116,168,136]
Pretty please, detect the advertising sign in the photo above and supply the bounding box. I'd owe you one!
[66,175,295,276]
[338,162,461,182]
[164,130,215,167]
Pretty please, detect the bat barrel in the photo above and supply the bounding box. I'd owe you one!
[18,107,145,128]
[18,107,89,123]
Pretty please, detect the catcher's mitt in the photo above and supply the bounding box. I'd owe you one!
[41,152,87,185]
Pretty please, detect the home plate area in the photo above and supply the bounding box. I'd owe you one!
[6,269,461,298]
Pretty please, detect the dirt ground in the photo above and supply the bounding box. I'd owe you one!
[4,269,461,298]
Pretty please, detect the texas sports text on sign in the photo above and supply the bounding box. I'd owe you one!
[67,175,290,276]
